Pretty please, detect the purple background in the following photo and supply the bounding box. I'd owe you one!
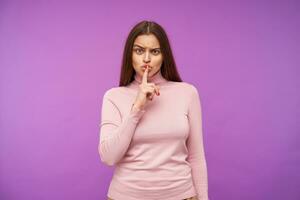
[1,1,299,200]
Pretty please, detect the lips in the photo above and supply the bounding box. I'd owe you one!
[142,65,152,70]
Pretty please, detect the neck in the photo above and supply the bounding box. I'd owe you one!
[133,70,167,85]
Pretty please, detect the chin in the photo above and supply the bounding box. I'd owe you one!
[140,70,151,75]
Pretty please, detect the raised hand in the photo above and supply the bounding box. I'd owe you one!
[132,65,160,111]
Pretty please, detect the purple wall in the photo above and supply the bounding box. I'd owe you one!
[1,1,299,200]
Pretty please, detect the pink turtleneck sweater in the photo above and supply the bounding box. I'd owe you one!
[98,70,209,200]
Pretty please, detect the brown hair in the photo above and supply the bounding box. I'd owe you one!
[119,20,182,86]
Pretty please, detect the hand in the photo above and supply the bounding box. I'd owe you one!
[132,65,160,110]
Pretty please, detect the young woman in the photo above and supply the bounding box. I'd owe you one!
[99,20,209,200]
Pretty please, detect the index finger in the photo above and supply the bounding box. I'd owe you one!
[142,65,149,84]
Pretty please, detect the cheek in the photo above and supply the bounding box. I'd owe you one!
[132,54,137,62]
[153,56,163,65]
[132,54,143,62]
[132,55,140,66]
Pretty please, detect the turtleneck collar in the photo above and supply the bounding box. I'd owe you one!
[132,70,168,85]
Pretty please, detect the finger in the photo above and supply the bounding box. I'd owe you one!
[155,85,160,95]
[146,88,155,100]
[148,93,155,101]
[148,84,160,96]
[145,87,154,98]
[152,85,160,96]
[142,65,149,85]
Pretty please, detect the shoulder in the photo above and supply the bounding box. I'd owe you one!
[168,81,201,107]
[175,81,199,96]
[103,86,128,100]
[177,81,202,108]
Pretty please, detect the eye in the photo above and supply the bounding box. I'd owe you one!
[134,48,144,54]
[152,49,161,55]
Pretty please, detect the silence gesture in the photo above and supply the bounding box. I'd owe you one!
[131,65,160,111]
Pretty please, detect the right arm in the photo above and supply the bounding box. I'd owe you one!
[98,91,146,166]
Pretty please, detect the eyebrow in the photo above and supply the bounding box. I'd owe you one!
[133,44,161,50]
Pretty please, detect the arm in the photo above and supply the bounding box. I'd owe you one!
[186,85,209,200]
[98,91,146,166]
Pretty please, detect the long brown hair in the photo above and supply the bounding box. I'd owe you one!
[119,20,182,86]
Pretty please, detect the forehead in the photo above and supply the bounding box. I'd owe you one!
[134,34,160,47]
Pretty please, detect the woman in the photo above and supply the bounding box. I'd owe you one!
[98,20,209,200]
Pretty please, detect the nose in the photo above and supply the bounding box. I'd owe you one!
[143,51,151,63]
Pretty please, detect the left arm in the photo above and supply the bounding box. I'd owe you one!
[186,85,209,200]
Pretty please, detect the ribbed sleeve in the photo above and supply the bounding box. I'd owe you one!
[98,91,146,166]
[186,85,209,200]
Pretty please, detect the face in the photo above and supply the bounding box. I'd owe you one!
[132,34,163,78]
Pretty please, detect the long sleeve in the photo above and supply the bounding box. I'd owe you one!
[186,85,209,200]
[98,90,146,166]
